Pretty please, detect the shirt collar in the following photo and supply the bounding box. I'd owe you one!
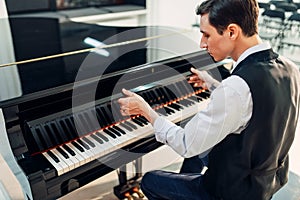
[231,42,271,72]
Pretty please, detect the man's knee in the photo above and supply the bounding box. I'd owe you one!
[141,171,155,190]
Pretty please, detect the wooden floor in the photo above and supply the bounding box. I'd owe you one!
[59,118,300,200]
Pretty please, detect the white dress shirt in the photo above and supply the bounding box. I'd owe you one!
[153,43,271,158]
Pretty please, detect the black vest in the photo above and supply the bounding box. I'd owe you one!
[203,49,300,200]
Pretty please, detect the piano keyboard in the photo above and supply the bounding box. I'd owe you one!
[29,80,211,176]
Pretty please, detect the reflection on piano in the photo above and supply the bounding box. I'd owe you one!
[0,17,231,200]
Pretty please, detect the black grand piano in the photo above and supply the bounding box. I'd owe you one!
[0,14,231,200]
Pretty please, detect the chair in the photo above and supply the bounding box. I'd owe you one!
[278,13,300,64]
[276,2,298,11]
[270,0,287,7]
[275,2,298,18]
[258,9,285,50]
[258,2,271,10]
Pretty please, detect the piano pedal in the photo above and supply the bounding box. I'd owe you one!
[114,180,145,200]
[114,158,146,199]
[124,192,134,200]
[133,186,145,198]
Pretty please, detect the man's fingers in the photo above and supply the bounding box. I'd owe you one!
[190,67,200,75]
[122,88,134,97]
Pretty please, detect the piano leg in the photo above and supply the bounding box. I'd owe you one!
[113,157,145,199]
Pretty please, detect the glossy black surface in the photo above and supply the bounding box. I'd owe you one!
[1,17,205,100]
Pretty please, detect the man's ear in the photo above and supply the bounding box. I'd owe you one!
[227,24,239,39]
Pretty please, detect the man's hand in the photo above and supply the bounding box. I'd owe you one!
[118,89,159,124]
[188,67,220,91]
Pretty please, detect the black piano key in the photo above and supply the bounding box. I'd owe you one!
[36,125,54,149]
[77,138,90,150]
[194,93,204,101]
[47,151,60,163]
[58,118,74,141]
[167,84,181,99]
[103,129,117,139]
[65,116,80,138]
[148,90,158,104]
[168,103,183,111]
[111,100,123,121]
[157,87,168,103]
[113,126,126,135]
[124,120,137,130]
[185,98,196,105]
[77,113,92,134]
[135,116,149,125]
[196,90,210,99]
[131,117,144,127]
[50,122,66,143]
[124,121,137,130]
[63,144,76,156]
[161,106,174,115]
[187,96,198,102]
[182,80,195,94]
[89,108,100,127]
[139,116,150,124]
[82,137,96,148]
[155,88,168,105]
[178,99,194,107]
[144,91,152,103]
[53,120,70,142]
[161,86,176,101]
[152,88,164,104]
[108,127,122,137]
[139,91,150,103]
[164,106,175,114]
[31,126,47,151]
[84,110,100,131]
[100,106,113,124]
[95,132,109,142]
[74,113,89,135]
[175,82,187,97]
[56,146,69,159]
[94,107,106,128]
[119,122,133,132]
[107,103,117,123]
[71,141,85,152]
[90,134,104,144]
[43,123,60,146]
[175,81,190,97]
[156,107,168,116]
[96,107,109,127]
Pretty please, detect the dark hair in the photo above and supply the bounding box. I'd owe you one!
[196,0,259,36]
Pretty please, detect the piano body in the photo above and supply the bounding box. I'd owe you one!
[0,14,231,200]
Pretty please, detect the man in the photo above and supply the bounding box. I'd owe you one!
[118,0,300,199]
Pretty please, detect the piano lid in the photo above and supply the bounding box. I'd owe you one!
[0,16,210,103]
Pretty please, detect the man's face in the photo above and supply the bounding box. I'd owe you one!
[199,14,233,62]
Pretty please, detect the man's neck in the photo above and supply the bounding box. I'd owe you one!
[231,34,262,61]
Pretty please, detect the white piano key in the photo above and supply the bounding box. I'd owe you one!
[65,143,86,166]
[50,149,70,174]
[43,94,210,176]
[76,139,97,161]
[60,146,81,169]
[85,133,117,159]
[43,152,64,176]
[69,141,94,164]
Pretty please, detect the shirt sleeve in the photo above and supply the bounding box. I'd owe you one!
[153,75,252,158]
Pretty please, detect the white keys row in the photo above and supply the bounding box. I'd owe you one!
[43,94,209,176]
